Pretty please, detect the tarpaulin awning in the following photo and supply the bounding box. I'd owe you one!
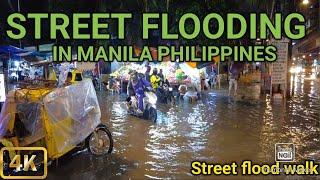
[196,56,220,69]
[0,45,28,54]
[0,45,52,65]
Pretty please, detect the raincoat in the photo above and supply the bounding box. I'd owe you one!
[132,78,151,111]
[150,74,161,89]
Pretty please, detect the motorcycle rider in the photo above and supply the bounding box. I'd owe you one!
[131,73,152,114]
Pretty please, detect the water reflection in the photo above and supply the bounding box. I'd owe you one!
[48,78,320,179]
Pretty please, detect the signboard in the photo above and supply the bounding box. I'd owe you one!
[271,39,289,85]
[39,43,54,52]
[0,74,5,102]
[24,46,37,51]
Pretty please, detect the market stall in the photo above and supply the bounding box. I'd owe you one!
[0,45,53,83]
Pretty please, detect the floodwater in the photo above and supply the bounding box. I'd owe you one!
[48,77,320,180]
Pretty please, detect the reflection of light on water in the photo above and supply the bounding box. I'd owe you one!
[186,105,210,151]
[143,103,212,178]
[259,95,282,161]
[92,80,320,179]
[112,102,127,117]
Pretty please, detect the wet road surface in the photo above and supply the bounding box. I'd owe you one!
[48,78,320,179]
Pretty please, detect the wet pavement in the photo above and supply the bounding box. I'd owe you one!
[48,77,320,180]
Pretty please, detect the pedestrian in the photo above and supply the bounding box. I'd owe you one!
[178,84,187,99]
[158,69,164,81]
[228,63,240,96]
[127,70,136,97]
[145,65,151,82]
[150,68,161,90]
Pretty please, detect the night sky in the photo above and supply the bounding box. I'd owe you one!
[0,0,98,46]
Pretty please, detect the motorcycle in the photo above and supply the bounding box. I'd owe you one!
[126,90,158,122]
[157,84,174,104]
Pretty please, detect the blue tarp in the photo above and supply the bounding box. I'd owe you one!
[0,45,28,54]
[0,45,50,60]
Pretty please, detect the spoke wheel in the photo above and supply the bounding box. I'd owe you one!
[88,128,113,155]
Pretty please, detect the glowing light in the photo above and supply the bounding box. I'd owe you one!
[303,0,309,5]
[303,55,306,58]
[14,61,19,67]
[290,66,302,74]
[290,66,303,74]
[310,74,316,80]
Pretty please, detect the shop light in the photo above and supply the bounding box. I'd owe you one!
[303,55,306,58]
[14,61,20,67]
[290,66,303,74]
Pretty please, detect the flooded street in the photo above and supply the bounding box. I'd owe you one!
[48,78,320,179]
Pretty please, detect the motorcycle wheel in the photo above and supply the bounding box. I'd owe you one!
[149,107,157,122]
[87,126,113,155]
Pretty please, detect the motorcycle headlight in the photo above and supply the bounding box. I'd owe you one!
[145,92,157,105]
[149,96,157,105]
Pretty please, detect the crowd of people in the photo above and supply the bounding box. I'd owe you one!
[106,63,240,115]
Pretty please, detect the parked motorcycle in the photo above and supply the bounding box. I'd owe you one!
[126,91,158,122]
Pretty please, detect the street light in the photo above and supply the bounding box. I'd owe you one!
[302,0,309,5]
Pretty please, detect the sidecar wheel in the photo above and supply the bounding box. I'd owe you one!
[87,127,113,155]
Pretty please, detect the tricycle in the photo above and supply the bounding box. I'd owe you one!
[0,79,113,174]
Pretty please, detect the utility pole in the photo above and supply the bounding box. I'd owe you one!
[18,0,21,49]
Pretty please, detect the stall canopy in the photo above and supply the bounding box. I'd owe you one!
[196,56,220,69]
[0,45,52,65]
[0,45,29,56]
